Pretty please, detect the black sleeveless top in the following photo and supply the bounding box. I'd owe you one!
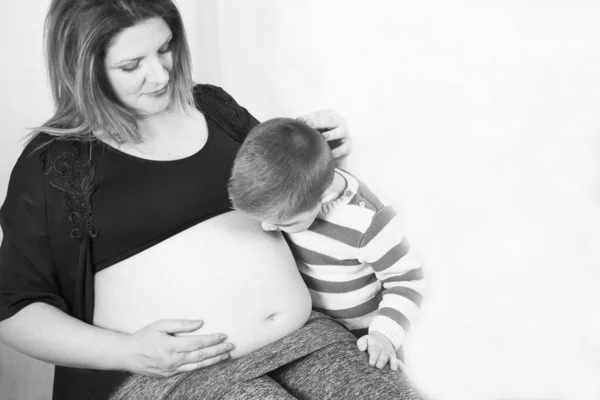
[0,84,259,399]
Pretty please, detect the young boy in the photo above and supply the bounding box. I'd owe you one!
[228,118,425,371]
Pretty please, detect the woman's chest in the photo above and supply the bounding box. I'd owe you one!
[89,132,241,269]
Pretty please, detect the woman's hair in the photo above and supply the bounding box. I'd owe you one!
[32,0,195,144]
[228,118,336,221]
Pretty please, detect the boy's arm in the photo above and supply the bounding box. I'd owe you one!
[357,205,426,350]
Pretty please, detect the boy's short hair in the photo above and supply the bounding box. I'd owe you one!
[228,117,336,221]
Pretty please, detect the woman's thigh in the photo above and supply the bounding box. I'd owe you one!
[220,375,297,400]
[269,341,426,400]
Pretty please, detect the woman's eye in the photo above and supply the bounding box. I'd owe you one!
[158,42,172,54]
[121,63,139,73]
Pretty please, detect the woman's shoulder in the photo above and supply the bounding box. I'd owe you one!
[13,133,89,177]
[192,83,259,141]
[3,132,96,233]
[192,83,245,116]
[7,133,53,181]
[5,133,94,204]
[192,83,237,103]
[1,134,54,218]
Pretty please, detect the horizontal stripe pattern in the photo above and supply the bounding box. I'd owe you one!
[316,202,375,232]
[308,218,363,247]
[337,310,378,331]
[308,282,381,310]
[360,206,397,248]
[297,261,373,280]
[290,230,361,262]
[382,286,423,307]
[286,171,424,351]
[383,267,425,283]
[370,240,410,272]
[291,245,360,266]
[301,272,378,293]
[313,294,381,319]
[376,307,411,332]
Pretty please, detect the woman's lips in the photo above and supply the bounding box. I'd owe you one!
[148,85,168,97]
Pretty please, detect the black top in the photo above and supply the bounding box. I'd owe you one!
[0,84,259,399]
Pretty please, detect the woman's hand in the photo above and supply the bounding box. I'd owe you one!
[123,319,233,377]
[297,110,353,159]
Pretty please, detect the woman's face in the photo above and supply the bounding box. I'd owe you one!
[103,17,174,117]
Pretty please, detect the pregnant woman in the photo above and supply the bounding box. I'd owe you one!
[0,1,426,399]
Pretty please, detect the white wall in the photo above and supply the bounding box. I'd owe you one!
[0,3,54,400]
[1,1,599,399]
[211,1,600,399]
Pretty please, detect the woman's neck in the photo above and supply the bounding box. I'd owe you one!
[136,106,184,142]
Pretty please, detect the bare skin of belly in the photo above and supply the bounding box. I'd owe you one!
[93,211,313,359]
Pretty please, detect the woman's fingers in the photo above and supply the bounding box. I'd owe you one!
[175,332,228,353]
[320,125,347,141]
[156,319,204,335]
[296,109,353,160]
[180,341,234,365]
[297,109,341,129]
[330,139,352,159]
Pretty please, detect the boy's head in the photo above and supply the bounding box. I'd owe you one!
[228,117,337,233]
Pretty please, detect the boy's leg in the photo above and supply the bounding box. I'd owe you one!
[220,376,298,400]
[269,341,427,400]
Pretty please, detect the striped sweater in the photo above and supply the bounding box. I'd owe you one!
[285,169,425,350]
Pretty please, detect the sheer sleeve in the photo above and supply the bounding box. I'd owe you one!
[193,84,260,142]
[0,143,68,322]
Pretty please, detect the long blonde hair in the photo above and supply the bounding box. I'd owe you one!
[31,0,195,145]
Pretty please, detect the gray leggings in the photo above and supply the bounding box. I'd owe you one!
[111,313,426,400]
[222,341,424,400]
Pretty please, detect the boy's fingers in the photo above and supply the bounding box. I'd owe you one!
[356,336,368,352]
[368,346,381,366]
[389,354,400,372]
[376,353,389,369]
[398,360,406,374]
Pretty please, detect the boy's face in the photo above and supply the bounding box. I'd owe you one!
[259,204,322,234]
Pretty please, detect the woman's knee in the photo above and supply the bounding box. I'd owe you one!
[271,341,426,400]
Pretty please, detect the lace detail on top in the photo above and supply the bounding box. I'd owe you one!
[194,84,246,141]
[40,140,99,240]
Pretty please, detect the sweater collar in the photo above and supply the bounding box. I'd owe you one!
[319,168,358,217]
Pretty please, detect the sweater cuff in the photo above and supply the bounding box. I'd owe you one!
[369,315,406,350]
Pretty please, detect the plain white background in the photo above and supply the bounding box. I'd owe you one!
[1,1,599,399]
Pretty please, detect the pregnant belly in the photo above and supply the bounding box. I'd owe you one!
[93,211,312,358]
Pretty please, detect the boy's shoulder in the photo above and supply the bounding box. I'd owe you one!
[336,168,389,214]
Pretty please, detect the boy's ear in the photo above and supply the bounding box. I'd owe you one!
[320,190,339,204]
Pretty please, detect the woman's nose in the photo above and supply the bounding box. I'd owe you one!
[146,56,169,84]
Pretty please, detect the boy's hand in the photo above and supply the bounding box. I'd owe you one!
[356,332,401,371]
